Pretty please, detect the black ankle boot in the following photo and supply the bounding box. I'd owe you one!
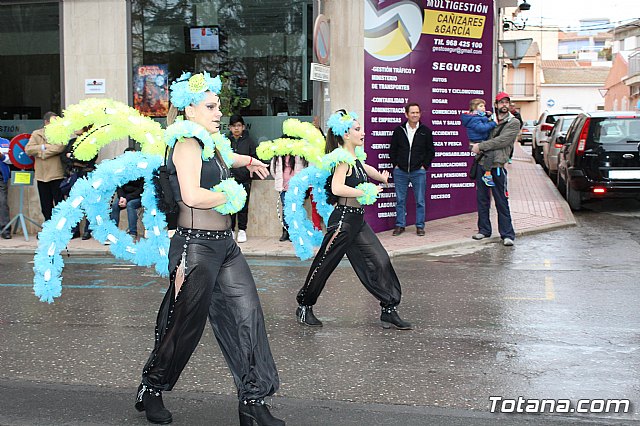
[380,306,412,330]
[239,399,285,426]
[279,227,289,242]
[135,383,173,424]
[295,305,323,327]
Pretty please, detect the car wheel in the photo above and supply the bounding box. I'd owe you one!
[534,146,544,165]
[566,180,582,211]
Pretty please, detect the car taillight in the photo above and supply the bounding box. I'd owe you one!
[541,123,553,132]
[554,143,563,148]
[522,129,530,133]
[593,187,606,194]
[575,118,590,156]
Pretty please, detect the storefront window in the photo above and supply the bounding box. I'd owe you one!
[0,2,61,136]
[131,0,314,120]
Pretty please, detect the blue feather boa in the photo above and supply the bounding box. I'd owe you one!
[33,151,170,303]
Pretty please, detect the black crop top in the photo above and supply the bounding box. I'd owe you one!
[167,137,232,230]
[344,159,367,188]
[326,159,367,205]
[167,138,230,203]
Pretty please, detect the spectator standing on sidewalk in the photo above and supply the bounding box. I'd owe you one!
[0,142,11,239]
[470,92,519,246]
[508,102,524,163]
[24,111,65,222]
[389,103,435,237]
[228,114,257,243]
[110,147,143,240]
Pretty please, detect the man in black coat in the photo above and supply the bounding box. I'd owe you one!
[389,103,435,236]
[228,114,257,243]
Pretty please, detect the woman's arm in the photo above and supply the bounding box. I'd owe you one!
[362,163,389,183]
[173,138,228,209]
[331,163,382,198]
[231,153,269,179]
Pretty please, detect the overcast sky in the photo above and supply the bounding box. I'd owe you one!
[522,0,640,29]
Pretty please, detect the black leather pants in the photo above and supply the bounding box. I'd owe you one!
[297,205,402,308]
[141,232,279,401]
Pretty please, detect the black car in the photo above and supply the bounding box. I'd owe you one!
[556,111,640,210]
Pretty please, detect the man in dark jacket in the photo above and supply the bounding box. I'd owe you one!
[228,114,257,243]
[389,103,435,236]
[110,148,143,239]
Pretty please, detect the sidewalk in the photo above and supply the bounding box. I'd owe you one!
[0,143,574,257]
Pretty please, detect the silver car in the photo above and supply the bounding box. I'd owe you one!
[518,119,536,145]
[533,109,583,165]
[543,115,577,183]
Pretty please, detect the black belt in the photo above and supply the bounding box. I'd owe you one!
[176,226,232,241]
[335,204,364,215]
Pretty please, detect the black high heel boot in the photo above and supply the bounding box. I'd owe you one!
[135,383,173,424]
[239,400,285,426]
[295,305,323,327]
[279,227,289,242]
[380,306,413,330]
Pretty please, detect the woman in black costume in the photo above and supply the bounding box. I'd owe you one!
[135,72,284,426]
[295,110,412,331]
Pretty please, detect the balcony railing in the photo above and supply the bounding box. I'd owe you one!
[505,83,535,97]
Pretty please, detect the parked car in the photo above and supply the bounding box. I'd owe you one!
[556,111,640,210]
[532,109,583,165]
[543,115,577,182]
[518,119,536,145]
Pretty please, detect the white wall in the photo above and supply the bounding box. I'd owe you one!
[539,85,604,112]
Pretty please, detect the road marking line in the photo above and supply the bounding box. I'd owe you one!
[504,269,556,300]
[545,276,555,300]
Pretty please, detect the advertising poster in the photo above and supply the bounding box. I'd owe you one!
[364,0,494,232]
[134,64,169,117]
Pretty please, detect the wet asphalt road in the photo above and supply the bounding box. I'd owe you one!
[1,199,639,425]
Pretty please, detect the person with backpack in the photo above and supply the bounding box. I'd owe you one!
[227,114,257,243]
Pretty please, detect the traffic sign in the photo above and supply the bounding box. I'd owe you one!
[314,14,330,65]
[8,133,34,170]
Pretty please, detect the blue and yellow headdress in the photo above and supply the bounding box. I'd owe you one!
[326,110,358,136]
[169,71,222,110]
